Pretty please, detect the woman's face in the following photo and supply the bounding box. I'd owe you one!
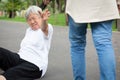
[27,13,42,30]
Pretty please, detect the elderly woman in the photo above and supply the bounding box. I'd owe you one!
[0,5,53,80]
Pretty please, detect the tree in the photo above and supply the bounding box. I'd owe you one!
[0,0,66,18]
[57,0,66,13]
[50,0,66,13]
[1,0,25,18]
[39,0,66,13]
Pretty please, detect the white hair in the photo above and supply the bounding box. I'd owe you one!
[25,5,42,19]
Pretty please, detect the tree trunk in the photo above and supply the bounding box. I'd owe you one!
[116,19,120,31]
[36,0,40,6]
[9,10,15,18]
[52,0,55,13]
[57,0,62,13]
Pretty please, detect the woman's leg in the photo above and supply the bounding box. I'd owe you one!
[0,47,20,71]
[2,60,42,80]
[91,20,116,80]
[0,47,42,80]
[68,15,87,80]
[0,47,21,80]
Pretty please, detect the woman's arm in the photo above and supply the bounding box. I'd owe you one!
[39,9,50,36]
[42,19,48,36]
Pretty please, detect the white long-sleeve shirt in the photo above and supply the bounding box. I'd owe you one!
[18,24,53,77]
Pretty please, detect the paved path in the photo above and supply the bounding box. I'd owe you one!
[0,21,120,80]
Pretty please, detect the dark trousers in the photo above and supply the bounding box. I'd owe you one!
[0,47,42,80]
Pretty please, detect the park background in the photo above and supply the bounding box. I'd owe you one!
[0,0,120,80]
[0,0,67,26]
[0,0,120,31]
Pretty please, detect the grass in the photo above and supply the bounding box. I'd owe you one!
[48,13,66,26]
[112,20,117,31]
[0,16,26,22]
[0,13,66,26]
[0,14,117,31]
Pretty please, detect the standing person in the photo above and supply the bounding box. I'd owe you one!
[0,5,53,80]
[66,0,120,80]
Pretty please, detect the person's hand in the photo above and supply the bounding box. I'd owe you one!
[42,9,50,21]
[38,9,50,21]
[38,10,50,35]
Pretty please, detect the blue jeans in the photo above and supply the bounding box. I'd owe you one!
[68,15,116,80]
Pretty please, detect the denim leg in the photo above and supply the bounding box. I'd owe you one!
[68,15,87,80]
[91,20,116,80]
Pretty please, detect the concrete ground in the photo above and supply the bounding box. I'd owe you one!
[0,21,120,80]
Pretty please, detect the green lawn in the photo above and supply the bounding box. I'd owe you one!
[48,13,66,26]
[0,14,117,31]
[0,13,66,26]
[0,16,26,22]
[112,20,117,31]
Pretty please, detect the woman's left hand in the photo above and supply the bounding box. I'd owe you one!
[38,9,50,21]
[42,9,50,21]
